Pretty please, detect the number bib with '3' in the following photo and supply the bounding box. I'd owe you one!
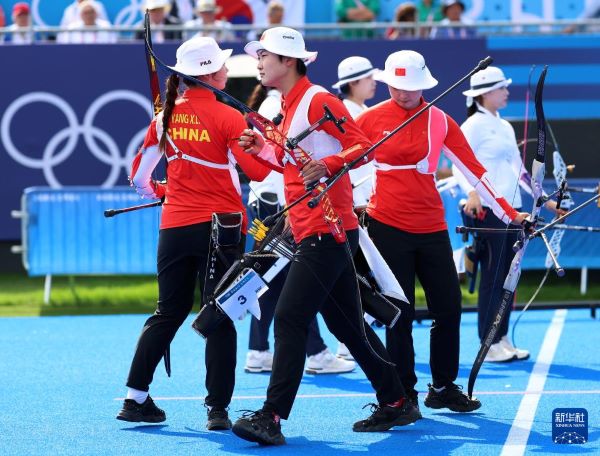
[215,268,267,320]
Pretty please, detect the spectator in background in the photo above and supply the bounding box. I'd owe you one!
[251,1,285,40]
[60,0,109,27]
[0,5,5,27]
[336,0,380,39]
[170,0,195,23]
[386,2,418,39]
[246,0,305,28]
[416,0,441,37]
[57,0,117,43]
[4,3,34,45]
[184,0,235,41]
[430,0,475,39]
[136,0,182,43]
[267,1,284,26]
[418,0,442,23]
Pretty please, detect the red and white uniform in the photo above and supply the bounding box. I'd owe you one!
[254,77,372,242]
[131,87,270,232]
[356,98,518,233]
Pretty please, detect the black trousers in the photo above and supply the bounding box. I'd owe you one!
[248,264,327,356]
[368,218,462,394]
[247,199,326,356]
[470,209,519,343]
[263,229,404,419]
[126,222,241,409]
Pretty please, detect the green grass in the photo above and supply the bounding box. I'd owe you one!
[0,275,161,317]
[0,270,598,317]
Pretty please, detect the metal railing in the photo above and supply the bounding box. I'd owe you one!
[1,19,600,43]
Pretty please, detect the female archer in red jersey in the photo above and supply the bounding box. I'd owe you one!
[116,37,269,430]
[356,50,529,414]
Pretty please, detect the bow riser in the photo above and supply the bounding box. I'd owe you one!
[530,159,546,212]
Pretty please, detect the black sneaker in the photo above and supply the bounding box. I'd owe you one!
[116,396,166,423]
[232,409,285,446]
[424,383,481,412]
[407,390,421,417]
[353,398,422,432]
[207,407,232,431]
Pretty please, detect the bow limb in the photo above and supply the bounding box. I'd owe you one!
[467,66,549,399]
[144,12,163,116]
[467,244,526,397]
[520,65,536,164]
[143,12,171,376]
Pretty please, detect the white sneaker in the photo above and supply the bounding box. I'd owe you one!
[245,350,273,373]
[305,348,356,374]
[500,336,530,360]
[336,342,355,361]
[484,342,516,363]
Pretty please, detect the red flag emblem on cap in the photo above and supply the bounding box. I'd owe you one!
[395,68,406,76]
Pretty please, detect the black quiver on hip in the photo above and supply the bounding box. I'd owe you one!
[191,212,244,338]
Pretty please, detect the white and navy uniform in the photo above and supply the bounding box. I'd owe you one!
[453,104,533,206]
[453,103,533,343]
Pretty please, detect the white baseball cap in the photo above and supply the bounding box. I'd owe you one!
[244,27,318,64]
[169,37,233,76]
[332,56,380,90]
[374,50,438,91]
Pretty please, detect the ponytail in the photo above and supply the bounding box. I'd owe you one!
[247,83,268,112]
[466,95,483,118]
[337,83,351,100]
[159,73,180,152]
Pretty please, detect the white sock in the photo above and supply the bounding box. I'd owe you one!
[433,385,446,393]
[126,387,149,404]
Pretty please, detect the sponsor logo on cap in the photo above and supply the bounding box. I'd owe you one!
[395,68,406,76]
[282,35,295,40]
[199,60,212,66]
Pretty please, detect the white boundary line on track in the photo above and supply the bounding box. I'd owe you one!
[500,309,567,456]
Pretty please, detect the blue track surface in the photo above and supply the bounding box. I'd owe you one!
[1,309,598,455]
